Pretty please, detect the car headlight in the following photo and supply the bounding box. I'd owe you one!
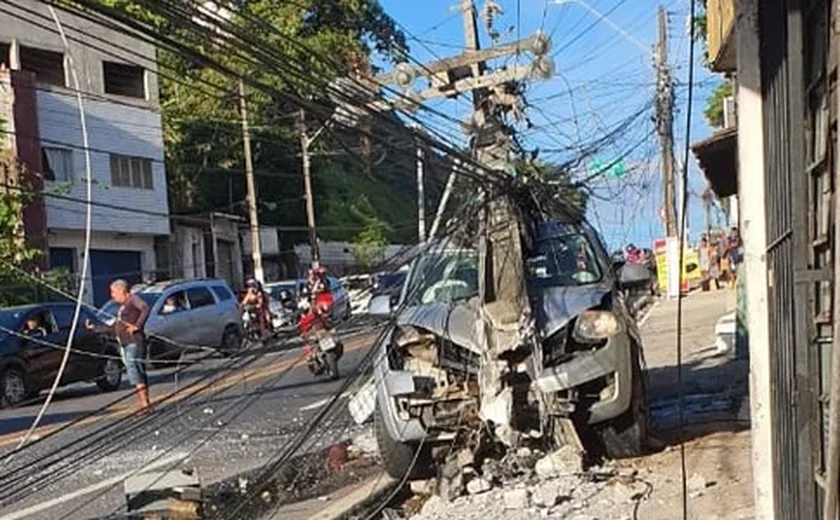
[573,310,621,342]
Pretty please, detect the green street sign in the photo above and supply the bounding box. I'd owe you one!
[589,159,627,178]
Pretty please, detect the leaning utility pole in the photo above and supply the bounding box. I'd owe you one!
[239,78,264,283]
[656,6,677,238]
[297,108,320,268]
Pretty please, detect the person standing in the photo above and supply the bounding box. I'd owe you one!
[699,237,712,291]
[87,279,151,411]
[725,227,744,289]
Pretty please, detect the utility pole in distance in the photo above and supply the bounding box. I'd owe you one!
[297,108,320,268]
[414,125,426,243]
[656,5,677,238]
[239,78,264,283]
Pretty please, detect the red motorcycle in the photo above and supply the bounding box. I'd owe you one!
[299,291,344,380]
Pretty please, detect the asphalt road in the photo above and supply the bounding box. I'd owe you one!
[0,321,383,520]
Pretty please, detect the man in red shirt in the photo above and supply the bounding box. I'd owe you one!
[87,279,151,411]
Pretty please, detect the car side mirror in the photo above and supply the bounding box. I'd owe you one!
[368,294,392,317]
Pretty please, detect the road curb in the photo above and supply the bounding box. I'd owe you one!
[270,472,397,520]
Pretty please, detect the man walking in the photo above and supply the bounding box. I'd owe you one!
[87,279,151,411]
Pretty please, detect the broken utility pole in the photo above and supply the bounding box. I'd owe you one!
[239,78,264,283]
[656,6,677,238]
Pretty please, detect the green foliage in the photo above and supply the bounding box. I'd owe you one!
[704,81,733,128]
[517,160,588,213]
[348,194,391,269]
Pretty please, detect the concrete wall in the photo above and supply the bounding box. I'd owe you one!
[0,0,160,106]
[37,90,169,235]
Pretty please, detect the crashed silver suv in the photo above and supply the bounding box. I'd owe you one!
[371,219,648,477]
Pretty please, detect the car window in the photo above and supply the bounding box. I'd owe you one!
[210,285,234,302]
[186,287,216,309]
[22,310,57,335]
[50,306,76,329]
[160,290,189,315]
[405,250,479,305]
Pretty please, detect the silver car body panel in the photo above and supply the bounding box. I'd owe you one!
[395,300,481,354]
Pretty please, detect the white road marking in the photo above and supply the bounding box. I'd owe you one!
[0,452,189,520]
[637,300,660,329]
[300,391,352,412]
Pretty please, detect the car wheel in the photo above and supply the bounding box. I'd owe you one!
[597,346,649,459]
[1,367,28,407]
[374,405,432,479]
[221,325,243,354]
[96,357,123,392]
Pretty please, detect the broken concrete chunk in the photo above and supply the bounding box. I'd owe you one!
[466,477,493,495]
[410,479,436,496]
[503,488,531,509]
[351,429,378,456]
[532,482,561,507]
[535,445,583,479]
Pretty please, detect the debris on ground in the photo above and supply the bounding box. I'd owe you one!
[407,445,651,520]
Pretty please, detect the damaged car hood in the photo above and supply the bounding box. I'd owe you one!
[396,300,481,354]
[531,283,611,338]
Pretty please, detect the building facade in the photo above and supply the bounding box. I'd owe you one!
[0,0,169,305]
[702,0,839,518]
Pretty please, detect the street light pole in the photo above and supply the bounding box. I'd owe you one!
[297,108,319,269]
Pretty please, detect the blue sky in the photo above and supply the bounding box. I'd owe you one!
[379,0,723,251]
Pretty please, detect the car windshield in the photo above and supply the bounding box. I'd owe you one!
[0,310,25,339]
[527,233,603,286]
[404,250,479,306]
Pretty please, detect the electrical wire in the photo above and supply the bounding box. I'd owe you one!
[675,0,698,517]
[8,4,96,461]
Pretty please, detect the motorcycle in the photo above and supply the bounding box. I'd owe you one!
[298,294,344,380]
[241,304,264,344]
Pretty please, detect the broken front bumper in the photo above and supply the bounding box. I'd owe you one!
[534,331,633,425]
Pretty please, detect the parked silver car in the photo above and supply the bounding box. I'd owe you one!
[370,219,648,477]
[97,279,243,359]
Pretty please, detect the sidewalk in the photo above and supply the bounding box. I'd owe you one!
[624,288,754,520]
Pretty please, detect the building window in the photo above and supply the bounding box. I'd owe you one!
[19,46,65,87]
[102,61,145,98]
[110,154,153,189]
[41,147,73,182]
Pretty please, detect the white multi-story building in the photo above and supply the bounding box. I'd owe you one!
[0,0,169,305]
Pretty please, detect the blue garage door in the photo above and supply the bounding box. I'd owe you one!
[90,250,142,306]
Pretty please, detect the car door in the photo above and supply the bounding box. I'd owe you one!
[148,289,193,357]
[51,304,98,384]
[185,286,222,347]
[18,308,65,389]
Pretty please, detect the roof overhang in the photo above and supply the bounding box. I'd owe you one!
[691,126,738,198]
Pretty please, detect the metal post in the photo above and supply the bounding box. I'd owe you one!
[298,109,319,268]
[239,78,264,283]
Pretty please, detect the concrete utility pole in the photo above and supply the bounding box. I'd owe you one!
[239,78,264,283]
[656,6,677,238]
[416,139,426,243]
[297,108,320,268]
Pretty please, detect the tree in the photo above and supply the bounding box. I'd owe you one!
[349,194,391,270]
[704,80,733,128]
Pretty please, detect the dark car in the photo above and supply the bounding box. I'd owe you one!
[0,302,122,407]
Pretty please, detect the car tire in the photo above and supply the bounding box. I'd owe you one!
[1,366,29,408]
[96,357,123,392]
[597,346,649,459]
[221,325,243,354]
[325,350,339,380]
[375,405,432,479]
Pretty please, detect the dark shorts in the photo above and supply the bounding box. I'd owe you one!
[121,341,148,386]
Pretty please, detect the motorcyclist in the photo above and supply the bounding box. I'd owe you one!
[625,243,642,264]
[240,278,270,340]
[304,267,334,329]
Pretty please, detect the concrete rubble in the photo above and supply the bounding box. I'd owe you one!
[410,448,650,520]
